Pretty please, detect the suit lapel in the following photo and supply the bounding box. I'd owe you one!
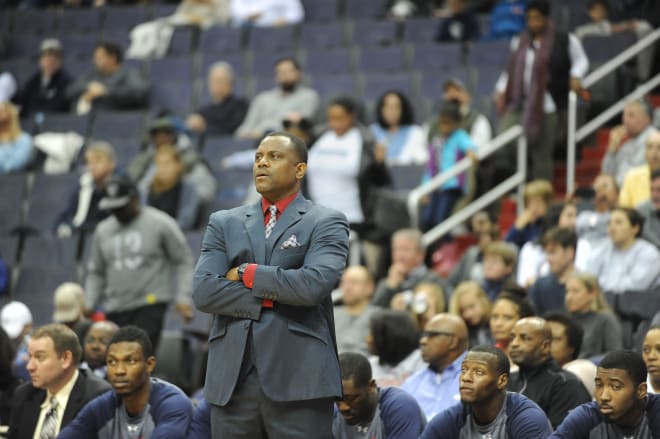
[24,388,45,435]
[265,194,307,258]
[62,372,84,425]
[245,202,266,264]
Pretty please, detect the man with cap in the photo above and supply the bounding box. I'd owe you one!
[52,282,92,345]
[1,300,33,382]
[16,38,73,118]
[85,175,194,349]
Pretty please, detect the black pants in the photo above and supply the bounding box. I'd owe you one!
[106,303,168,350]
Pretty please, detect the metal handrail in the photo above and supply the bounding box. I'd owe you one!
[407,125,527,247]
[566,27,660,194]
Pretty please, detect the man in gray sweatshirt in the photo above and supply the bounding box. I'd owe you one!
[85,175,193,349]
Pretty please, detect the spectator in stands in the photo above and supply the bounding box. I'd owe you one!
[435,0,480,42]
[0,101,33,175]
[642,325,660,393]
[369,90,427,165]
[564,271,623,360]
[528,227,577,315]
[575,0,654,82]
[544,311,598,397]
[505,179,552,248]
[85,175,194,348]
[488,0,527,40]
[333,352,427,438]
[620,130,660,209]
[8,323,111,439]
[449,281,494,348]
[576,173,619,247]
[550,350,660,438]
[638,169,660,250]
[66,42,148,115]
[372,229,449,308]
[0,72,16,103]
[367,310,425,387]
[0,327,19,425]
[56,141,116,238]
[449,211,499,287]
[167,0,231,29]
[392,282,447,330]
[0,300,33,382]
[139,145,201,231]
[58,326,193,438]
[586,207,660,292]
[481,241,518,301]
[420,345,553,438]
[507,317,591,427]
[421,100,477,230]
[402,314,468,420]
[334,266,379,356]
[52,282,91,344]
[601,99,655,185]
[236,58,318,139]
[16,38,72,118]
[307,96,392,277]
[129,117,216,204]
[185,62,248,136]
[494,0,589,181]
[81,320,119,380]
[490,292,535,357]
[230,0,304,27]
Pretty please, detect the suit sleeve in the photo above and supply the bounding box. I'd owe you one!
[250,210,349,306]
[192,212,264,319]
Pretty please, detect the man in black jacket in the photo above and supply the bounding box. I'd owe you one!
[507,317,591,428]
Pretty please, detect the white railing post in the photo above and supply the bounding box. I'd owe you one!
[516,133,527,215]
[567,90,578,195]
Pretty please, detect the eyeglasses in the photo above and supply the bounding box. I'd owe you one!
[421,330,455,339]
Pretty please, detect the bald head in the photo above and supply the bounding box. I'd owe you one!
[340,266,374,307]
[84,320,120,370]
[509,317,552,367]
[421,313,468,370]
[427,313,469,341]
[646,130,660,171]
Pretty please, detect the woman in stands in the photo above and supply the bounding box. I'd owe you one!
[564,271,623,360]
[0,101,33,174]
[449,281,493,348]
[369,90,427,166]
[489,291,534,360]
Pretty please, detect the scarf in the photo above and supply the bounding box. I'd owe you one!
[505,22,556,142]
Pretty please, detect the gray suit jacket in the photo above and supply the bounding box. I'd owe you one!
[193,193,349,406]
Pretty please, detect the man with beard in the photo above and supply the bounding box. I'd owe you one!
[420,345,552,438]
[235,57,319,140]
[333,352,426,438]
[82,321,119,380]
[58,325,192,438]
[551,350,660,438]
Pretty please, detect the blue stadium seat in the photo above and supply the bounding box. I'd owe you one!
[344,0,388,19]
[13,265,78,326]
[212,169,253,211]
[474,68,502,99]
[248,49,298,77]
[56,8,102,35]
[7,35,42,61]
[0,174,26,236]
[151,4,178,19]
[100,30,131,52]
[582,32,636,63]
[22,235,79,267]
[203,136,255,168]
[299,22,345,49]
[39,113,90,137]
[301,0,339,21]
[167,27,195,57]
[14,9,56,36]
[58,34,98,60]
[3,60,34,89]
[411,43,463,71]
[356,45,407,73]
[25,173,80,235]
[199,26,243,54]
[103,5,149,31]
[350,20,398,47]
[390,164,426,191]
[99,136,142,169]
[149,56,194,82]
[90,111,145,140]
[465,39,511,68]
[401,17,442,43]
[247,25,297,52]
[303,47,353,75]
[309,74,359,100]
[150,80,194,114]
[361,73,416,102]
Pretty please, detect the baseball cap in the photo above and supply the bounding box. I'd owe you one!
[443,77,467,92]
[40,38,62,55]
[98,175,138,210]
[53,282,85,323]
[0,301,33,339]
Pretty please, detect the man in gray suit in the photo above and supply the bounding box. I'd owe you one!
[193,131,350,438]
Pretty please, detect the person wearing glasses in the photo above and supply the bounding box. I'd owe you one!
[402,313,468,420]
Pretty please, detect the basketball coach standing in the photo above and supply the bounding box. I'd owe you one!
[193,132,350,438]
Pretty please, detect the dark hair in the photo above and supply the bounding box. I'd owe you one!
[329,96,358,115]
[96,41,123,64]
[541,227,578,250]
[0,327,16,387]
[469,345,510,376]
[651,169,660,181]
[262,131,308,163]
[438,100,462,124]
[588,0,610,12]
[274,57,301,71]
[599,350,647,385]
[612,207,645,237]
[339,352,372,388]
[32,323,83,364]
[496,292,536,319]
[109,325,154,359]
[369,310,420,367]
[375,90,415,128]
[543,311,584,360]
[527,0,550,16]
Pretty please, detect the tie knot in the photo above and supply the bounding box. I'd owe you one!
[50,396,58,409]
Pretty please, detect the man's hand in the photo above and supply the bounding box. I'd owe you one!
[175,303,194,324]
[225,267,240,281]
[608,125,627,153]
[569,77,582,93]
[375,143,387,163]
[186,113,206,133]
[386,263,406,289]
[514,208,535,229]
[493,92,506,116]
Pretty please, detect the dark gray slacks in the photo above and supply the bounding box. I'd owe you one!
[210,321,334,439]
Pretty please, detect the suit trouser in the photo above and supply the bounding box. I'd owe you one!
[210,317,334,439]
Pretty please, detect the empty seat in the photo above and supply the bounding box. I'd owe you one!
[13,9,56,36]
[25,173,80,235]
[350,20,398,47]
[401,17,442,43]
[248,50,298,77]
[90,111,145,140]
[303,47,353,75]
[56,8,102,35]
[150,80,194,114]
[13,265,78,326]
[301,0,338,21]
[203,136,255,168]
[38,113,90,137]
[390,164,426,191]
[344,0,388,19]
[212,169,253,211]
[3,59,34,89]
[361,73,415,102]
[0,174,26,236]
[299,21,345,49]
[7,35,42,61]
[101,137,142,169]
[149,56,194,82]
[199,26,242,55]
[151,4,178,19]
[411,43,463,71]
[247,25,297,52]
[465,40,511,67]
[309,74,359,100]
[356,45,407,73]
[582,32,636,63]
[103,5,149,31]
[167,27,195,57]
[22,235,79,267]
[58,34,98,60]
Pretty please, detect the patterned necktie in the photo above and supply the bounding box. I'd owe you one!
[265,205,278,239]
[40,396,59,439]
